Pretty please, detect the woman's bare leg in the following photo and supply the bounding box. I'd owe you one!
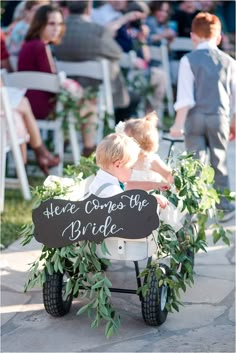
[16,97,60,175]
[81,100,97,153]
[20,143,27,164]
[16,97,42,148]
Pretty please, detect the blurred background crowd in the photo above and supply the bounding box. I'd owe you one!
[0,1,235,171]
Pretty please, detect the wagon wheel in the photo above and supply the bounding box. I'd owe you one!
[43,271,73,317]
[141,264,169,326]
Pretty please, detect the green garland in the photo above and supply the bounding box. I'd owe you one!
[55,87,98,133]
[20,153,233,337]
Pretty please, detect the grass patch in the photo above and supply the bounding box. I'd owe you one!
[1,177,43,248]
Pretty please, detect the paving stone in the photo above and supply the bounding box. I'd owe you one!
[165,304,227,331]
[1,290,32,326]
[228,301,235,323]
[149,324,235,352]
[181,276,234,304]
[195,264,235,281]
[1,141,235,352]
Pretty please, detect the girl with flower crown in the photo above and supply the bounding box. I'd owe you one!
[115,111,185,231]
[115,111,174,190]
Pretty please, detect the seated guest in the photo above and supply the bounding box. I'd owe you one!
[171,1,199,38]
[92,1,168,120]
[1,29,60,174]
[6,0,49,56]
[18,3,98,157]
[92,0,146,38]
[6,94,60,175]
[54,0,131,125]
[146,1,176,47]
[18,4,66,120]
[0,29,13,72]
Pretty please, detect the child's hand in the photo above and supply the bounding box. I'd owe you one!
[155,194,169,209]
[134,57,148,69]
[157,182,171,191]
[170,123,184,137]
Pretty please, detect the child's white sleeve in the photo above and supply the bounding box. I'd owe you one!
[174,56,195,111]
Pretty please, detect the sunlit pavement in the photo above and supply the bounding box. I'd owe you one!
[1,140,235,353]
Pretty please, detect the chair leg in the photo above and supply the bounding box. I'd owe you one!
[53,126,64,176]
[1,88,31,201]
[101,60,115,130]
[97,87,105,143]
[160,42,175,117]
[11,145,31,201]
[68,113,80,165]
[0,121,7,213]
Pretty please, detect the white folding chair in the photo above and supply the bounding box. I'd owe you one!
[119,50,137,69]
[9,55,18,71]
[0,86,31,213]
[2,71,78,176]
[56,59,114,144]
[149,42,174,117]
[169,37,193,52]
[169,37,193,87]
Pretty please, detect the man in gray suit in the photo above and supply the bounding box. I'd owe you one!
[54,0,130,109]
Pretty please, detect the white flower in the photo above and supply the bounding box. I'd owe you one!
[61,78,84,100]
[115,121,126,134]
[44,176,75,189]
[44,175,93,201]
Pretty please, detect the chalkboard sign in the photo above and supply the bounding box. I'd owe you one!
[32,190,159,248]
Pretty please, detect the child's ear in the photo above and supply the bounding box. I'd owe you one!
[216,34,222,46]
[190,32,197,43]
[114,160,121,168]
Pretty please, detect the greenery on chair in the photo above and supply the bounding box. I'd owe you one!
[20,153,233,338]
[55,82,98,132]
[122,67,156,116]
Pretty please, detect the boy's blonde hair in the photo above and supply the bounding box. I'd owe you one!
[96,133,140,169]
[124,111,159,153]
[191,12,221,39]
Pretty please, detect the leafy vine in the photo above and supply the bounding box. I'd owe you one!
[20,152,233,337]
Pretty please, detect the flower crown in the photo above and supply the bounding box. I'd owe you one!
[115,121,126,134]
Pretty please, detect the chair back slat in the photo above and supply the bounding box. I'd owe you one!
[2,70,64,176]
[55,59,115,138]
[2,71,61,93]
[170,37,193,52]
[149,42,174,117]
[56,60,104,80]
[119,50,137,69]
[149,46,163,62]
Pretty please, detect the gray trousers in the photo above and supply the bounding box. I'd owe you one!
[185,112,230,208]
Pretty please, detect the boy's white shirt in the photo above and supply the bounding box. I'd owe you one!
[174,41,236,113]
[89,169,123,198]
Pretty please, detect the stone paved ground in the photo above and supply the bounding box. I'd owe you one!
[1,139,235,353]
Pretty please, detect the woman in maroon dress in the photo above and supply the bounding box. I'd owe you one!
[18,3,98,157]
[1,28,60,175]
[18,4,65,119]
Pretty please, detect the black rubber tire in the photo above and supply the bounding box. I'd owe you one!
[43,271,73,317]
[141,264,169,326]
